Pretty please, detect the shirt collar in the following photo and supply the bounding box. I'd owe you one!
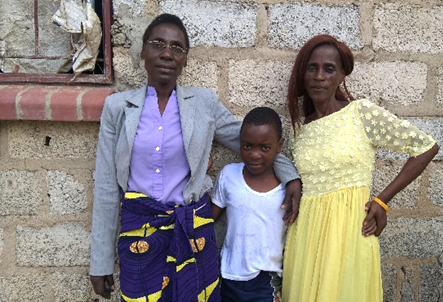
[146,86,177,97]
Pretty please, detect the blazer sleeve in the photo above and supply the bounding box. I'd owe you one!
[89,97,121,276]
[211,94,242,154]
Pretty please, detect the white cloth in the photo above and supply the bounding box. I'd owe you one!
[211,163,287,281]
[51,0,102,76]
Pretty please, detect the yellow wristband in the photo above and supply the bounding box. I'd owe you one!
[373,197,390,212]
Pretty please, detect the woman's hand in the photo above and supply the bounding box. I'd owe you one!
[363,144,439,237]
[362,201,387,237]
[362,202,377,236]
[281,179,302,225]
[90,275,115,299]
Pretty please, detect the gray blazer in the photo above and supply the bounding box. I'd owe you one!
[90,84,299,275]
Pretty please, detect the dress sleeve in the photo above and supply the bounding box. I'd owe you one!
[357,99,436,157]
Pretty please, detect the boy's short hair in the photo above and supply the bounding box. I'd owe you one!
[241,107,282,139]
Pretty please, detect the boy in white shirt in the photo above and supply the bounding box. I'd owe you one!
[211,107,289,302]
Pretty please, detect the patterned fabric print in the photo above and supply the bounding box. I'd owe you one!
[118,192,221,302]
[291,99,435,197]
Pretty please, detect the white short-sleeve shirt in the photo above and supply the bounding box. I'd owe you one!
[211,163,287,281]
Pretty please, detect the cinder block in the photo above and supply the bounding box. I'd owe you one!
[348,62,428,106]
[16,224,90,267]
[8,121,98,159]
[179,59,218,94]
[0,228,3,263]
[428,165,443,207]
[379,217,443,258]
[371,161,420,209]
[46,170,89,215]
[373,4,443,54]
[210,142,241,173]
[0,274,47,302]
[228,60,292,107]
[0,170,43,216]
[113,47,147,90]
[381,263,397,302]
[400,266,416,302]
[268,3,362,50]
[438,67,443,106]
[110,14,151,53]
[113,0,147,17]
[51,272,91,302]
[161,0,259,47]
[419,263,442,302]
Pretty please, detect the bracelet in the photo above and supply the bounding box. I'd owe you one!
[373,197,390,212]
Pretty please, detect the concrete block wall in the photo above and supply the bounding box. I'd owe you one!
[0,0,442,301]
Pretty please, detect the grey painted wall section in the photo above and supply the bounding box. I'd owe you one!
[0,0,442,301]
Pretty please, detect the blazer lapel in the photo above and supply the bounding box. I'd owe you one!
[124,85,147,150]
[177,85,195,152]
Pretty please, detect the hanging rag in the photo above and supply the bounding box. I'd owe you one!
[51,0,102,77]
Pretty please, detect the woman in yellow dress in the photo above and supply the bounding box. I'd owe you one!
[282,34,439,302]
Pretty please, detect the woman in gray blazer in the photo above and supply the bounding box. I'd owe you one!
[89,13,301,302]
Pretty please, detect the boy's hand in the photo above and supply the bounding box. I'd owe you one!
[90,274,115,299]
[363,201,387,237]
[273,290,282,302]
[281,179,302,225]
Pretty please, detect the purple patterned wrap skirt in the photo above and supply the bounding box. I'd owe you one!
[118,192,221,302]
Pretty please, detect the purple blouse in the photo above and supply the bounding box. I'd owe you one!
[127,86,190,204]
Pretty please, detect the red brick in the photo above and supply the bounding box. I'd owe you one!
[81,87,114,121]
[0,85,28,120]
[49,86,85,121]
[1,85,115,121]
[20,86,59,120]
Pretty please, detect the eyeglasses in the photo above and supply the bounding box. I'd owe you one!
[145,40,188,55]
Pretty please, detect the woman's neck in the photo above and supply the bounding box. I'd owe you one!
[148,82,176,99]
[308,98,349,122]
[148,83,176,116]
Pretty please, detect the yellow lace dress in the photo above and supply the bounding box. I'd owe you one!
[282,99,435,302]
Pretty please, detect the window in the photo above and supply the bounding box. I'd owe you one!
[0,0,113,84]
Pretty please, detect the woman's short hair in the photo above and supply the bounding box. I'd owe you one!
[288,34,355,129]
[142,13,190,50]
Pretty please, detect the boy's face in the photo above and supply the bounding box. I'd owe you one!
[240,124,284,177]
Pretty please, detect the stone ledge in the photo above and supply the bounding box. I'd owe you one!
[0,85,114,122]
